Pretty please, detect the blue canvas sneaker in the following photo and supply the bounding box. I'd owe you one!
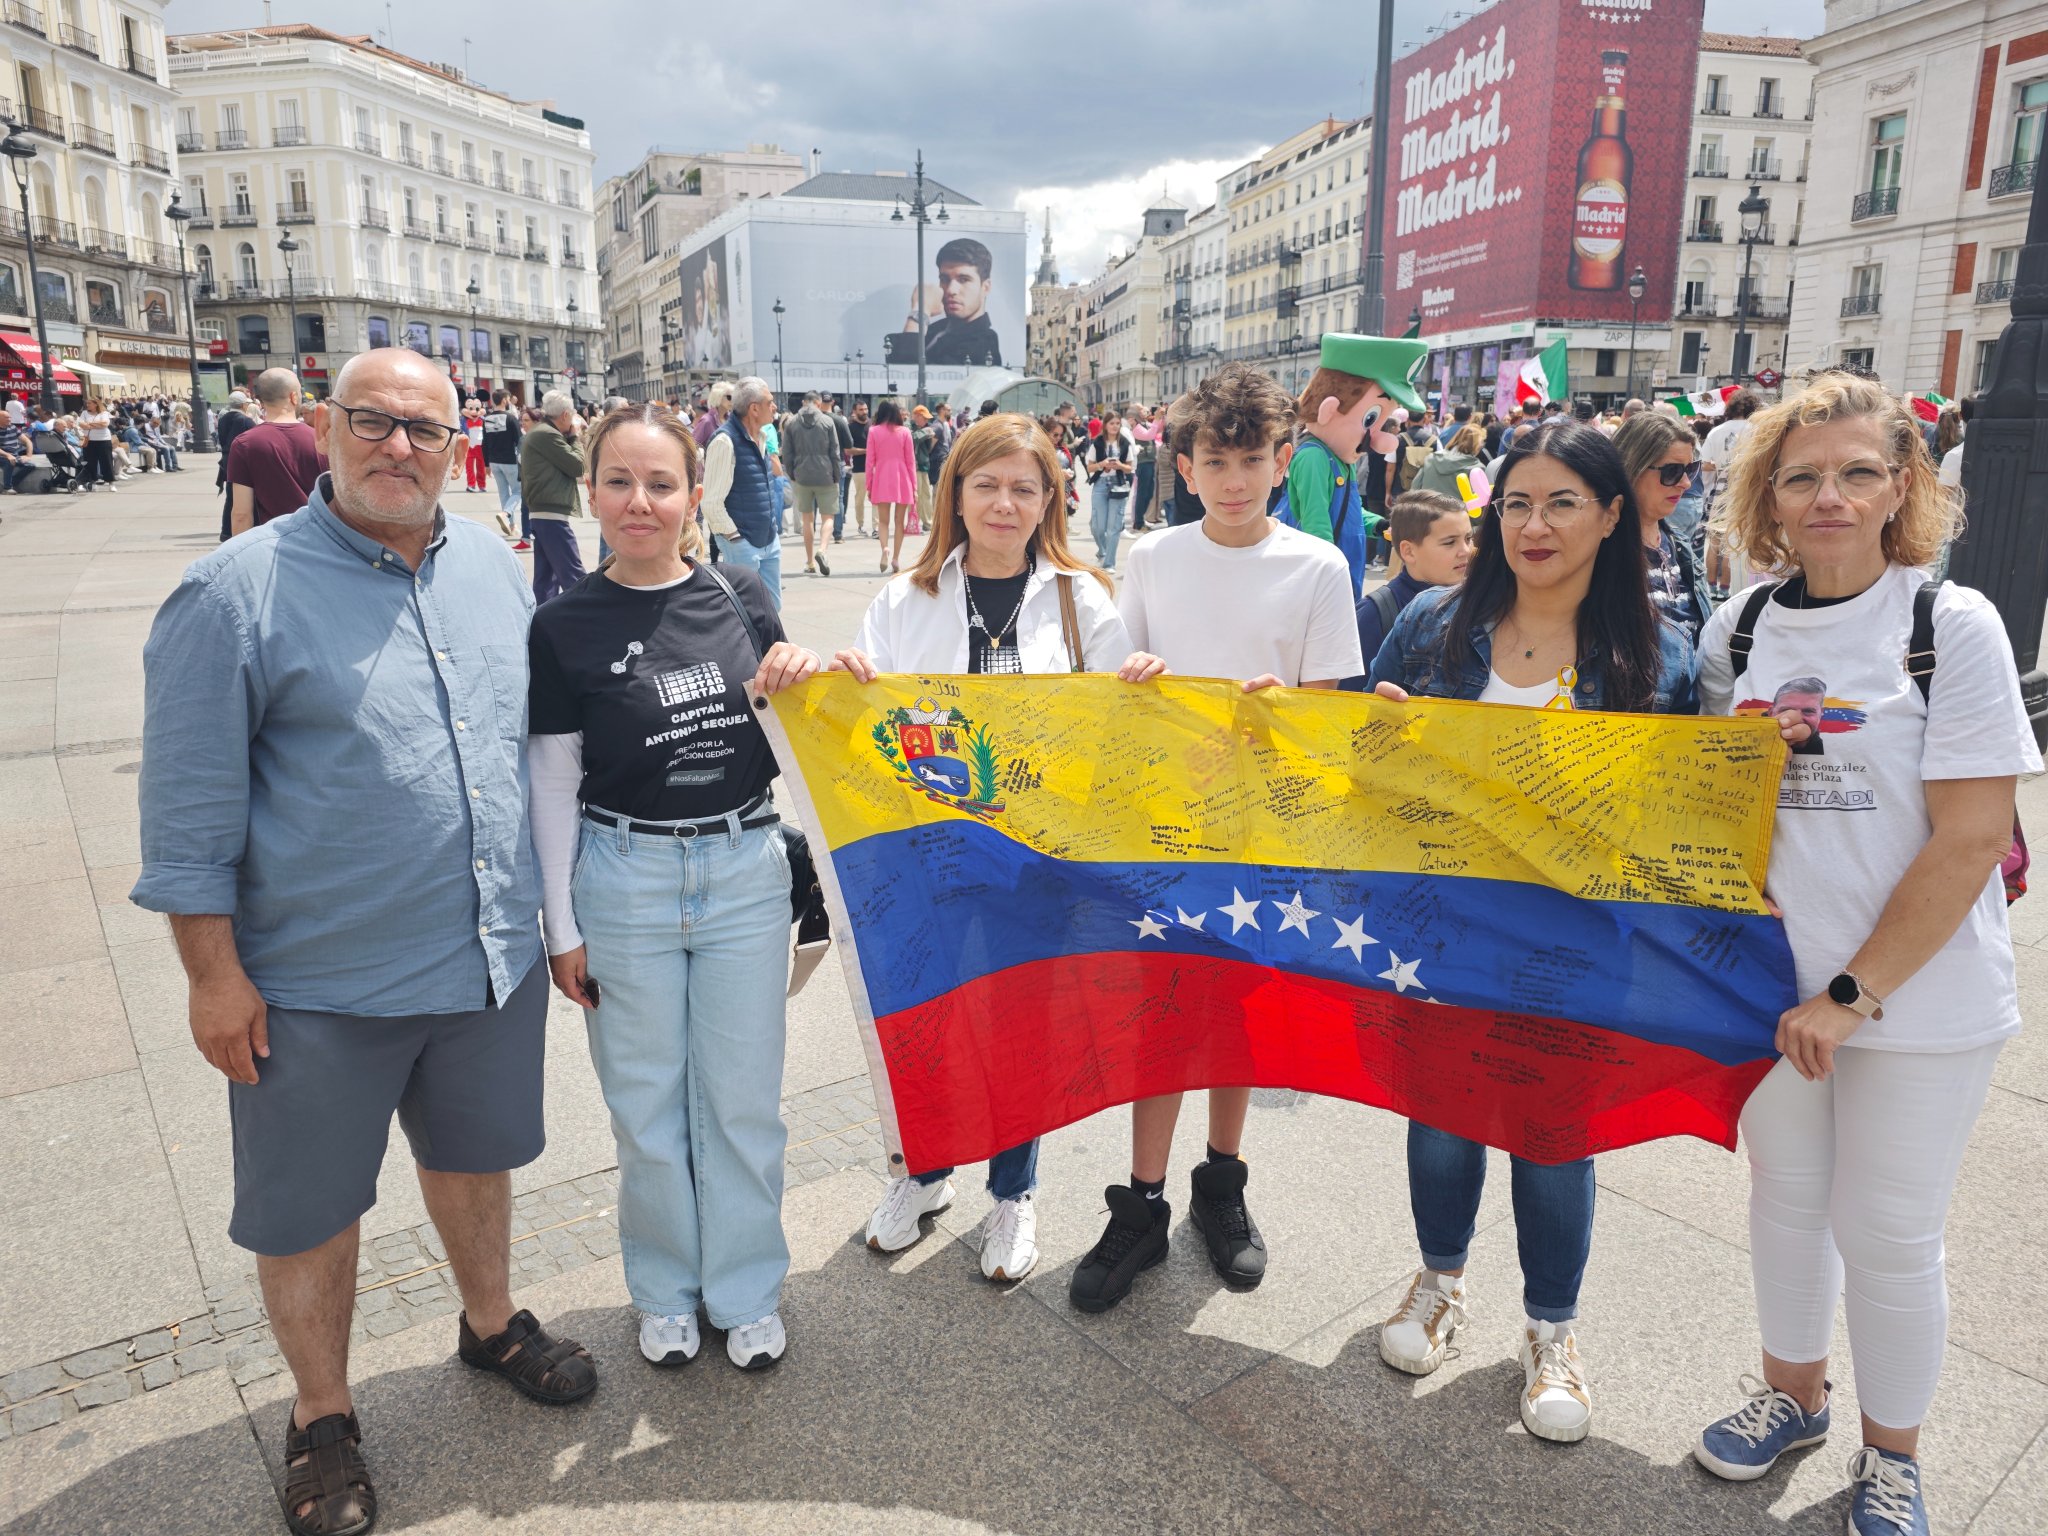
[1695,1373,1831,1480]
[1846,1446,1929,1535]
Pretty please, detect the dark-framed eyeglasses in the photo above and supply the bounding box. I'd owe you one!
[331,402,459,452]
[1655,459,1702,487]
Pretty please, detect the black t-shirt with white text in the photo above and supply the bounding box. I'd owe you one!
[528,566,785,820]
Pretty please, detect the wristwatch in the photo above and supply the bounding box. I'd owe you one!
[1826,971,1885,1021]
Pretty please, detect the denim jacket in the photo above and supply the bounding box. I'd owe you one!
[1367,585,1700,713]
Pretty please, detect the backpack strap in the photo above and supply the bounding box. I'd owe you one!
[1726,581,1782,685]
[1367,584,1401,639]
[1908,579,1942,703]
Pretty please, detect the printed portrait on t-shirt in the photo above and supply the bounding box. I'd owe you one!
[1772,676,1829,756]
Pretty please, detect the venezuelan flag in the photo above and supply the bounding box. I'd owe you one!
[764,676,1795,1173]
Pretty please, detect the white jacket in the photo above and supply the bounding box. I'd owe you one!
[853,543,1131,673]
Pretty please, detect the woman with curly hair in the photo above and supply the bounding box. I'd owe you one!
[1692,374,2038,1536]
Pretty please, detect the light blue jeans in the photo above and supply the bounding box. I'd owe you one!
[1090,478,1126,571]
[489,462,524,535]
[715,531,783,608]
[571,811,792,1328]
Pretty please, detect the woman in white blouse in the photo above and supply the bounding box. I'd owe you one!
[762,412,1163,1285]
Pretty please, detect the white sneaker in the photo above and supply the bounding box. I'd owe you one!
[977,1194,1038,1282]
[865,1175,954,1252]
[1379,1269,1467,1375]
[725,1311,785,1371]
[637,1310,699,1367]
[1520,1320,1592,1442]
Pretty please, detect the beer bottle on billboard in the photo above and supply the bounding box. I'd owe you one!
[1568,49,1633,291]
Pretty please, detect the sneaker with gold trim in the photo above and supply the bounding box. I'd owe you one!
[1378,1268,1467,1375]
[1520,1320,1591,1443]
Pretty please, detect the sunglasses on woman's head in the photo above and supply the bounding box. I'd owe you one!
[1656,459,1702,487]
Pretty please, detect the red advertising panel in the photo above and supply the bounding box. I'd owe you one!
[1384,0,1703,338]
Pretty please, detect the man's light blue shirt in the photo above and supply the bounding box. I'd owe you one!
[132,473,541,1015]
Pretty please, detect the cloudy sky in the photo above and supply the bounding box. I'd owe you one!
[172,0,1827,278]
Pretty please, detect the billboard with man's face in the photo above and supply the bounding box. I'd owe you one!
[1381,0,1703,338]
[737,219,1026,390]
[677,236,732,373]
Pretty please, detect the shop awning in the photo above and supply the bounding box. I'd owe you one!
[0,331,82,393]
[66,359,128,388]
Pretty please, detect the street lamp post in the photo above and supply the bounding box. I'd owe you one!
[276,229,302,384]
[1733,183,1768,386]
[889,149,949,407]
[661,319,679,405]
[771,296,785,401]
[163,190,212,450]
[464,277,480,394]
[854,348,864,402]
[1624,264,1646,401]
[842,352,852,398]
[1,123,60,416]
[565,295,578,401]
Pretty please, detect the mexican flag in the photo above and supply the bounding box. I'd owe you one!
[1910,392,1950,422]
[1671,385,1739,418]
[1514,338,1568,408]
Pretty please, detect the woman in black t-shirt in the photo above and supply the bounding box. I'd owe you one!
[527,403,820,1375]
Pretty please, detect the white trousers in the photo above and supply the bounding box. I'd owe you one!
[1741,1042,2001,1429]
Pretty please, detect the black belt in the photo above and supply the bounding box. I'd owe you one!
[582,803,778,839]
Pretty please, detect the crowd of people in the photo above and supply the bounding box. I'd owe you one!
[129,337,2032,1536]
[0,390,191,495]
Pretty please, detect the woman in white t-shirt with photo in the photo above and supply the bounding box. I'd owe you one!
[1693,373,2039,1536]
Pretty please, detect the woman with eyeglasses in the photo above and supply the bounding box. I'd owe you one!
[1367,419,1696,1448]
[1689,375,2036,1536]
[1614,411,1715,640]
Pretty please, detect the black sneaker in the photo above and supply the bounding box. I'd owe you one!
[1188,1158,1266,1289]
[1068,1185,1169,1313]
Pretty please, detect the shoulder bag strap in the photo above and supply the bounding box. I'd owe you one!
[1908,579,1942,703]
[693,557,766,663]
[1726,581,1782,685]
[1057,571,1085,673]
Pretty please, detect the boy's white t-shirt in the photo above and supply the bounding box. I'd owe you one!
[1118,520,1364,684]
[1698,564,2041,1052]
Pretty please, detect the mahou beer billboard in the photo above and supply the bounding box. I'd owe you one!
[1384,0,1703,337]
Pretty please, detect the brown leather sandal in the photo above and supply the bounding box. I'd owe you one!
[281,1408,376,1536]
[456,1309,598,1404]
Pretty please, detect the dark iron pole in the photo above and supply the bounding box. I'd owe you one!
[1359,0,1394,336]
[1947,164,2048,745]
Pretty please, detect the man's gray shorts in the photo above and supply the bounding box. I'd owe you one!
[228,962,548,1257]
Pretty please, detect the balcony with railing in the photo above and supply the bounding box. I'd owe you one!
[491,171,515,192]
[1692,158,1727,178]
[355,131,382,155]
[1700,96,1730,116]
[559,247,582,268]
[31,215,78,248]
[183,206,212,229]
[520,179,542,199]
[122,47,156,78]
[70,123,115,157]
[359,204,390,230]
[460,164,483,184]
[462,232,488,251]
[55,20,95,55]
[1978,277,2015,305]
[128,142,168,173]
[1277,243,1300,266]
[273,125,308,147]
[494,235,521,257]
[219,205,258,228]
[1746,157,1782,181]
[1678,292,1718,317]
[397,144,422,168]
[403,214,434,239]
[88,296,124,326]
[131,235,184,271]
[276,201,314,225]
[433,222,462,245]
[176,131,203,152]
[3,2,44,37]
[1989,160,2038,200]
[1851,186,1900,221]
[1840,292,1881,317]
[19,104,63,141]
[145,308,178,334]
[40,291,73,322]
[556,186,582,209]
[1754,98,1783,119]
[521,243,548,262]
[1735,292,1790,320]
[1687,220,1724,242]
[82,227,125,258]
[216,127,247,151]
[429,154,453,176]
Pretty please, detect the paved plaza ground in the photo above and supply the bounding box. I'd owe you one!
[2,462,2044,1534]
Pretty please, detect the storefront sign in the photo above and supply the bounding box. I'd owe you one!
[1385,0,1702,339]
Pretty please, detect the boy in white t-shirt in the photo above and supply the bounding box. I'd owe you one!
[1069,364,1364,1314]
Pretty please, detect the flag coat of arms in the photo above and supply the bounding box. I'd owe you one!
[764,676,1796,1176]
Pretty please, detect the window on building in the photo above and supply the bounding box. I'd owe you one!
[1693,195,1717,232]
[1976,339,1998,391]
[1757,78,1780,116]
[221,102,241,135]
[528,335,551,367]
[1679,330,1703,373]
[613,194,628,233]
[1594,349,1618,378]
[500,333,520,364]
[85,278,120,324]
[465,202,480,238]
[1731,333,1753,377]
[296,313,326,353]
[1991,245,2020,284]
[1749,137,1774,178]
[230,173,251,216]
[1683,275,1709,312]
[1704,74,1727,111]
[286,171,309,215]
[1696,135,1723,174]
[470,327,490,362]
[278,98,300,132]
[1869,114,1905,191]
[0,259,19,311]
[193,243,214,287]
[1851,262,1882,299]
[177,105,197,142]
[2012,80,2048,168]
[437,324,460,359]
[235,241,257,289]
[640,209,657,261]
[237,314,270,355]
[435,195,449,232]
[367,315,390,348]
[197,317,225,345]
[1840,346,1875,373]
[404,321,431,355]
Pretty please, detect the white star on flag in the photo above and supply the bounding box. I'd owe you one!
[1379,952,1424,993]
[1220,888,1262,933]
[1130,912,1168,941]
[1273,891,1320,937]
[1332,915,1377,962]
[1175,907,1207,932]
